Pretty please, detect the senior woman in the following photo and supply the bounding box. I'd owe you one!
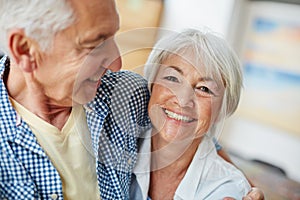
[130,29,253,200]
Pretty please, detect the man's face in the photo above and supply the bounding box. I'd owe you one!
[34,0,121,106]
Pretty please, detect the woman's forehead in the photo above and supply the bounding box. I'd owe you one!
[158,54,225,89]
[161,53,221,76]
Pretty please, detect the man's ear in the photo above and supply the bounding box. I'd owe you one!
[7,28,37,72]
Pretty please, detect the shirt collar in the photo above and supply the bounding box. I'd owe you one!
[133,128,152,200]
[0,56,48,156]
[0,56,18,135]
[134,128,152,174]
[174,136,216,199]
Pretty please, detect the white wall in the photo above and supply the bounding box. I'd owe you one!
[160,0,235,37]
[221,116,300,183]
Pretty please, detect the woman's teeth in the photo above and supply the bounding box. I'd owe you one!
[164,109,194,122]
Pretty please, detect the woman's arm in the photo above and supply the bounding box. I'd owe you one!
[217,148,264,200]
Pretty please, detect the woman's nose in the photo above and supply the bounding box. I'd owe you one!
[174,85,195,108]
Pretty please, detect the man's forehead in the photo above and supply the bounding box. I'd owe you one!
[68,0,119,43]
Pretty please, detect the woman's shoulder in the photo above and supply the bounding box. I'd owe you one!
[198,153,251,199]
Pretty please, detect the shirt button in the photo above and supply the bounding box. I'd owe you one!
[127,158,132,165]
[50,194,58,200]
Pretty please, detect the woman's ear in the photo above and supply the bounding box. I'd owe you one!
[7,28,37,72]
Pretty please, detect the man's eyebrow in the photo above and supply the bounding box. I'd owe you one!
[78,34,106,46]
[79,25,120,45]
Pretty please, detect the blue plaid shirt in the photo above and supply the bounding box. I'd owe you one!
[0,56,151,200]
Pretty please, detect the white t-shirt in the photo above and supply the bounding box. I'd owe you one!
[10,98,100,200]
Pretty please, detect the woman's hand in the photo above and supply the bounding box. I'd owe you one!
[243,187,264,200]
[223,187,265,200]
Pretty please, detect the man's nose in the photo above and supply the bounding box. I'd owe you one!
[109,55,122,72]
[107,38,122,72]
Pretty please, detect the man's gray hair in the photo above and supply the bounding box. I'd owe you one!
[0,0,75,54]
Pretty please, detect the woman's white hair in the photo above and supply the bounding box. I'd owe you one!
[0,0,75,54]
[144,28,243,117]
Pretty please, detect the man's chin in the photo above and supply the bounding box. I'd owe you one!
[72,90,97,106]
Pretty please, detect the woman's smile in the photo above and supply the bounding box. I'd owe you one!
[163,108,196,123]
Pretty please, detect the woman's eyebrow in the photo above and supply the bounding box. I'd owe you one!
[168,66,215,81]
[166,65,219,85]
[198,77,215,82]
[166,65,183,74]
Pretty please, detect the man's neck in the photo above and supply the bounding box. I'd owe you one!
[6,64,72,130]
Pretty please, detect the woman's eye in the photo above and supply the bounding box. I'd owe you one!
[197,86,215,96]
[164,76,179,82]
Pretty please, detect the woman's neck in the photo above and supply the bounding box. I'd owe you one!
[149,130,202,200]
[150,130,202,172]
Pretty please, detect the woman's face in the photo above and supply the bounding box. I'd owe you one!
[148,54,225,143]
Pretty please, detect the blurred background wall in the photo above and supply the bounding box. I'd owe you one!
[116,0,300,199]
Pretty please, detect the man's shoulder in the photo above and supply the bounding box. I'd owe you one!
[97,70,151,126]
[99,70,149,99]
[102,70,147,89]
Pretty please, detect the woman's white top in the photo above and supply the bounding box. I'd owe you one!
[130,129,251,200]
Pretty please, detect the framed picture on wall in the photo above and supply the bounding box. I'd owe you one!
[236,1,300,135]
